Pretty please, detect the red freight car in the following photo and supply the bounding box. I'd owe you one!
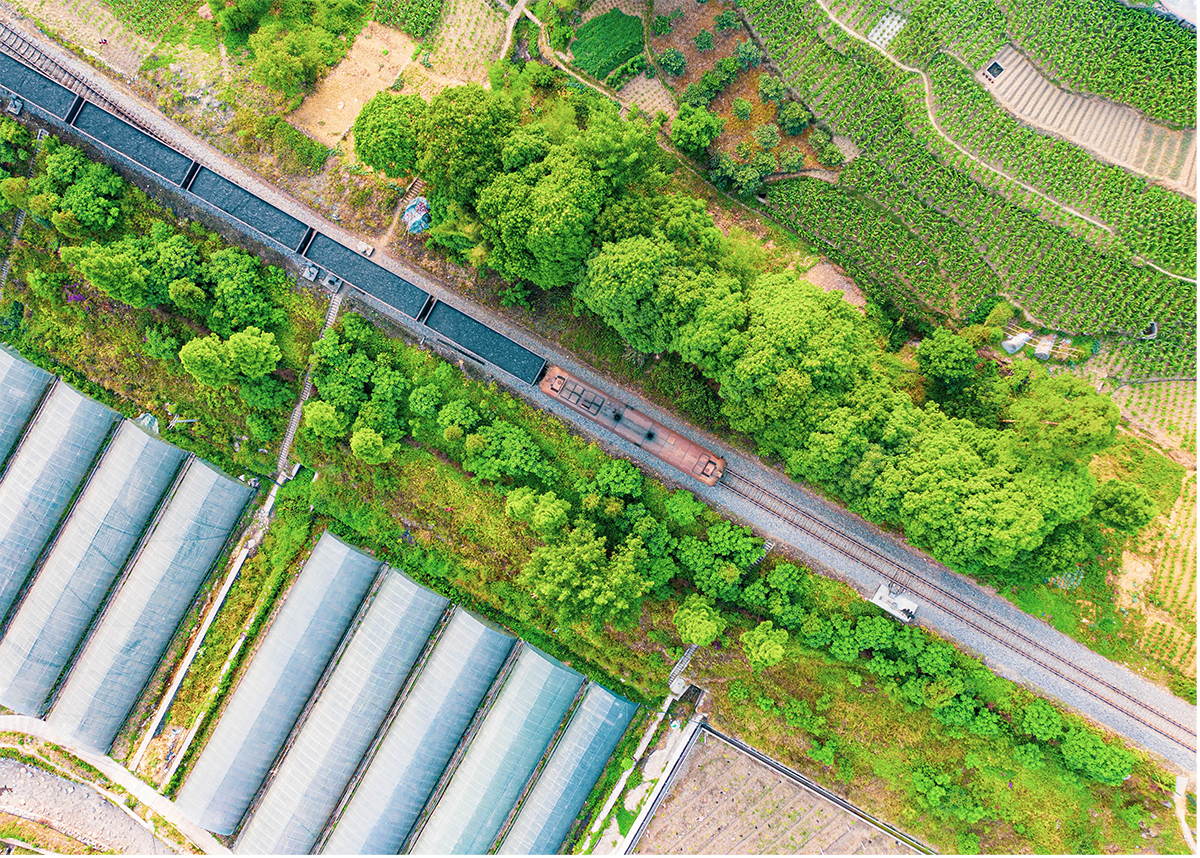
[538,365,725,487]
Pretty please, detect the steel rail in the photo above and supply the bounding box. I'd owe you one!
[720,469,1196,752]
[0,22,162,139]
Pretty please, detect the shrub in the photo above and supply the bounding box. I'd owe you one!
[606,54,648,89]
[659,47,686,77]
[735,39,762,68]
[732,97,752,120]
[651,13,673,35]
[571,9,644,78]
[758,73,786,103]
[777,101,812,135]
[671,103,726,157]
[752,122,781,149]
[694,29,714,51]
[809,125,844,167]
[714,9,738,31]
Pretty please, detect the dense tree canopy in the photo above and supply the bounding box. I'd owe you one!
[352,91,428,178]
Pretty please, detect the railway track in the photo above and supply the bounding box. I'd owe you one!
[720,468,1197,755]
[0,21,161,141]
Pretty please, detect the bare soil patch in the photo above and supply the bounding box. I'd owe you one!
[636,731,916,854]
[649,0,740,92]
[620,74,678,120]
[288,22,413,146]
[14,0,152,75]
[803,260,867,311]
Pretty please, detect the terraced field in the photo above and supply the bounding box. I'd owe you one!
[636,732,915,855]
[1139,474,1197,677]
[982,45,1196,196]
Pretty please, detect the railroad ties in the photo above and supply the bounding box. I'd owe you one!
[719,469,1198,756]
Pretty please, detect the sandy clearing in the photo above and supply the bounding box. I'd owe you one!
[288,22,414,146]
[16,0,153,75]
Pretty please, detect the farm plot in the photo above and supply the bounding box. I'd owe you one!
[636,731,916,854]
[741,0,1197,343]
[1131,473,1196,680]
[981,45,1196,198]
[9,0,154,75]
[426,0,505,87]
[1110,378,1198,458]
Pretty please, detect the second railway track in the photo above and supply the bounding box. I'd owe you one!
[720,468,1197,754]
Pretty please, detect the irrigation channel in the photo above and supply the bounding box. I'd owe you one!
[720,469,1198,756]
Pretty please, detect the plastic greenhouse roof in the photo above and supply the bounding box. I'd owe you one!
[233,568,448,856]
[497,684,638,855]
[45,459,251,752]
[0,381,117,625]
[0,346,51,470]
[0,422,186,716]
[408,645,584,855]
[321,608,516,856]
[175,531,381,836]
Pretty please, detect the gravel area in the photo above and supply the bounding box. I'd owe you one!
[4,24,1193,775]
[0,758,173,853]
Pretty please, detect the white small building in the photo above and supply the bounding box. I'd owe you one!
[1034,334,1056,360]
[870,584,918,623]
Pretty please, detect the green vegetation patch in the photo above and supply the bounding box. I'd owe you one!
[1090,432,1186,513]
[375,0,445,39]
[99,0,195,40]
[570,9,644,79]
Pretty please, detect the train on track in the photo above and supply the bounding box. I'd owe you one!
[0,46,728,488]
[539,366,725,486]
[6,45,1198,764]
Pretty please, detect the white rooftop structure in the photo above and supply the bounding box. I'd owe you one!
[1001,332,1031,354]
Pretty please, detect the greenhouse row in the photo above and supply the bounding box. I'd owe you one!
[176,530,638,855]
[0,346,254,752]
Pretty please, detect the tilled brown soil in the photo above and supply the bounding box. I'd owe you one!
[636,733,916,855]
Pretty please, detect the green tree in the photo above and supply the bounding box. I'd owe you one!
[673,593,727,646]
[416,84,515,206]
[732,97,752,121]
[577,236,683,354]
[353,91,428,177]
[179,335,234,387]
[530,491,573,538]
[665,489,705,526]
[240,376,291,411]
[1060,729,1134,785]
[752,122,781,149]
[694,28,714,50]
[204,248,283,337]
[351,425,395,464]
[777,101,811,135]
[742,620,787,671]
[303,399,349,438]
[659,47,686,77]
[758,74,786,104]
[60,243,149,308]
[1010,374,1120,464]
[227,326,281,378]
[918,328,978,397]
[1090,479,1157,533]
[250,22,337,97]
[714,9,738,30]
[520,524,651,627]
[671,103,726,157]
[476,149,604,289]
[735,40,762,68]
[1021,699,1063,741]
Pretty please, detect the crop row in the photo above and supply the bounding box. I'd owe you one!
[100,0,195,40]
[1002,0,1196,127]
[743,0,1196,345]
[888,0,1007,68]
[925,53,1196,276]
[767,177,960,322]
